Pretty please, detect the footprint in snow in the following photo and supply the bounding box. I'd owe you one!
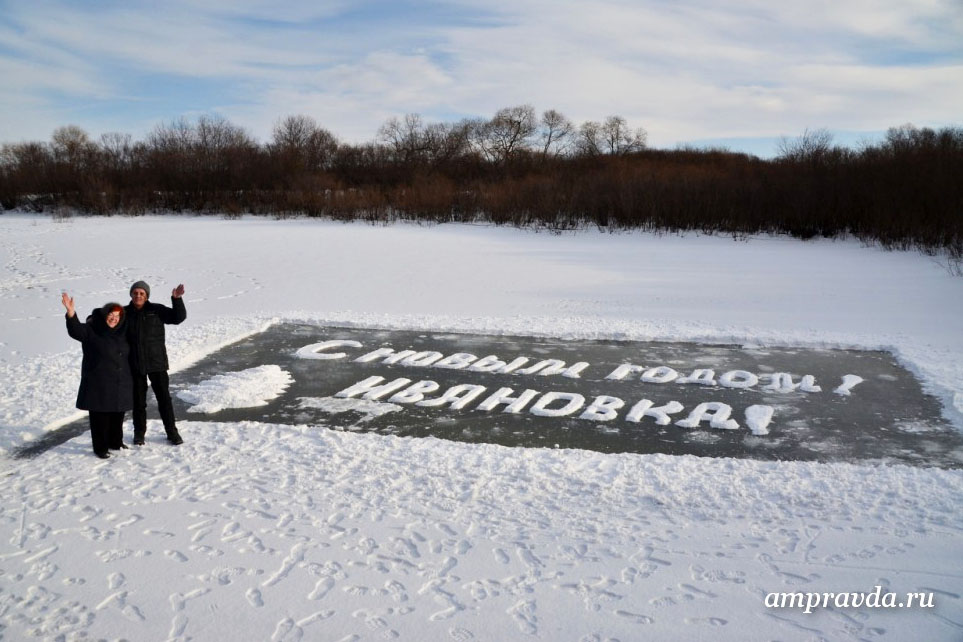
[246,588,264,607]
[165,549,188,562]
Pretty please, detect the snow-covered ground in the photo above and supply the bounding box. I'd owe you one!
[1,213,962,640]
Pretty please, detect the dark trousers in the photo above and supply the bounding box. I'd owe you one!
[132,371,178,439]
[89,411,125,455]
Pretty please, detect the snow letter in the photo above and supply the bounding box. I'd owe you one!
[433,352,478,369]
[762,373,819,393]
[516,360,589,378]
[675,402,739,430]
[744,405,775,435]
[641,366,679,384]
[388,380,441,404]
[580,395,625,422]
[625,400,684,425]
[476,387,540,414]
[355,347,409,363]
[496,357,532,374]
[530,392,586,418]
[515,359,563,376]
[677,369,717,386]
[336,376,413,401]
[469,355,508,373]
[382,350,418,364]
[400,351,444,367]
[605,364,645,381]
[718,370,759,389]
[416,384,488,410]
[296,339,363,360]
[833,374,864,396]
[547,361,590,379]
[762,373,801,393]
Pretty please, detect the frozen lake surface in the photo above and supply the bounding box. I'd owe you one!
[3,216,962,641]
[25,324,963,467]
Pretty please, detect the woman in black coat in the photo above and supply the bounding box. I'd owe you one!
[63,292,134,459]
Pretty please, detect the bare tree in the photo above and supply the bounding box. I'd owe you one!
[776,127,834,163]
[576,120,604,157]
[422,120,472,165]
[272,115,337,171]
[273,115,314,148]
[378,113,428,164]
[98,132,135,176]
[538,109,575,158]
[882,123,930,156]
[196,115,252,152]
[50,125,94,167]
[0,142,49,171]
[576,116,646,156]
[601,115,646,154]
[475,105,537,163]
[0,141,51,199]
[148,117,197,155]
[193,115,256,180]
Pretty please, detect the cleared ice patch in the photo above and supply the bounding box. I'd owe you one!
[685,431,722,445]
[894,421,940,434]
[177,365,293,413]
[297,396,402,421]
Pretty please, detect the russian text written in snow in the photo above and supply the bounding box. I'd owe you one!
[296,340,865,436]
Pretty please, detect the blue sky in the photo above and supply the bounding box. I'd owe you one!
[1,0,960,157]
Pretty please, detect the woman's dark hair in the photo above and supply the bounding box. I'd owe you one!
[101,302,125,321]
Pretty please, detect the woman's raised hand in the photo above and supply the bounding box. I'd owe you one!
[61,292,75,317]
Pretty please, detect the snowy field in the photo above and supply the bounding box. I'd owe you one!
[1,213,962,640]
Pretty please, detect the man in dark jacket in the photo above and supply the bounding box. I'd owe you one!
[126,280,187,445]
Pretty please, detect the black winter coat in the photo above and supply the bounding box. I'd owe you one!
[125,297,186,374]
[66,307,134,412]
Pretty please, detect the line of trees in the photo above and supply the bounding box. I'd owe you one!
[1,106,960,258]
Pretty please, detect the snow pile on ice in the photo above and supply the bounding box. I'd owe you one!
[176,365,293,413]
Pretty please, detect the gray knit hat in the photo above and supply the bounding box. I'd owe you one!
[130,280,151,298]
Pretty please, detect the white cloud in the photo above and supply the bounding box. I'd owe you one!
[0,0,960,148]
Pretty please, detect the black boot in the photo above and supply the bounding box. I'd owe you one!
[95,451,110,459]
[167,431,184,445]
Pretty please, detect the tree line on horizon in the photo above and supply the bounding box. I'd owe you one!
[1,105,960,259]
